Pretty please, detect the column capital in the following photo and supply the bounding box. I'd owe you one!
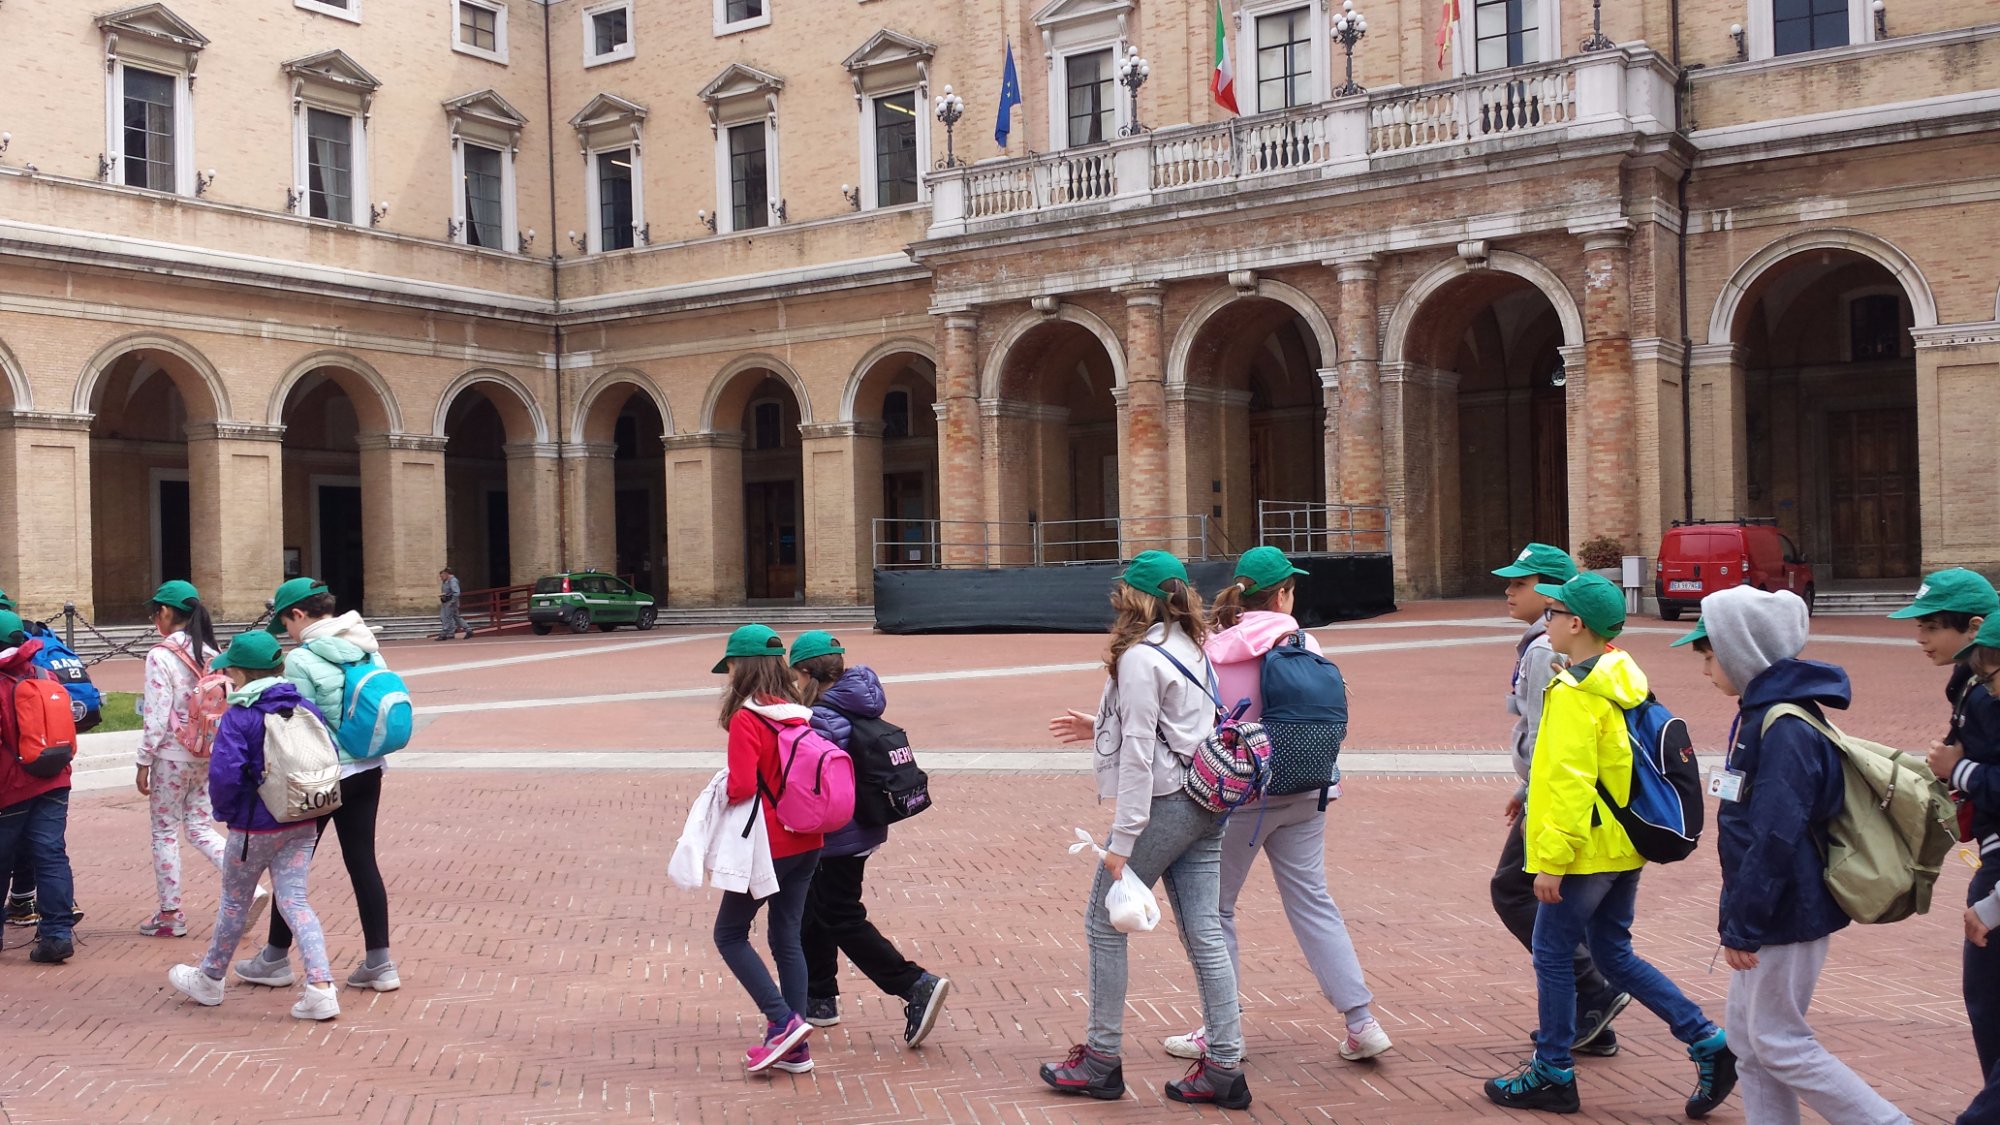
[502,441,563,460]
[0,410,93,433]
[564,440,620,459]
[1164,383,1253,407]
[1328,254,1380,282]
[978,397,1069,422]
[1629,337,1688,367]
[1115,281,1166,306]
[800,421,886,441]
[356,431,449,453]
[1687,342,1747,367]
[1573,220,1635,252]
[185,421,285,443]
[1318,366,1341,392]
[931,305,981,331]
[662,431,745,452]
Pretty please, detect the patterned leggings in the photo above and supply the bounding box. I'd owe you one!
[200,825,330,985]
[148,758,225,914]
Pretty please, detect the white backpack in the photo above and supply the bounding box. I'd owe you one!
[258,706,343,823]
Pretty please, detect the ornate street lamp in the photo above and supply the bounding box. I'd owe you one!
[1581,0,1615,51]
[1117,46,1151,136]
[1333,2,1368,98]
[933,86,966,169]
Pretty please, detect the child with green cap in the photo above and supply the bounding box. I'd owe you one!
[1484,573,1736,1118]
[1160,545,1389,1065]
[1043,550,1250,1110]
[712,623,823,1075]
[1489,544,1630,1058]
[789,630,950,1048]
[135,579,234,938]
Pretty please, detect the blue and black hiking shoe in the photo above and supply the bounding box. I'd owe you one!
[1484,1057,1580,1114]
[1685,1029,1738,1119]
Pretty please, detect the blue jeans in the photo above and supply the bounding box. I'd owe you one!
[0,790,75,943]
[714,849,820,1026]
[1533,868,1715,1068]
[1960,862,2000,1125]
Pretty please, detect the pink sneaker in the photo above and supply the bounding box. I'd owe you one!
[137,912,187,938]
[745,1015,813,1074]
[769,1041,813,1074]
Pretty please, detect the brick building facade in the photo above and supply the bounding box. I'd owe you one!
[1,0,1996,620]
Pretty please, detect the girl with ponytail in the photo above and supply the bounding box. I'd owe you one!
[136,580,235,938]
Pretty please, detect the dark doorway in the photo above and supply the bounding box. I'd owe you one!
[615,487,657,596]
[1827,407,1920,579]
[1531,382,1569,549]
[485,489,511,588]
[158,477,192,583]
[744,480,799,599]
[317,484,365,611]
[881,471,930,566]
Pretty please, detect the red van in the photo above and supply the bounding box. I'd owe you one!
[1654,519,1815,621]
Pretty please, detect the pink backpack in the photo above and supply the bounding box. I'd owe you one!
[754,717,857,835]
[158,640,229,759]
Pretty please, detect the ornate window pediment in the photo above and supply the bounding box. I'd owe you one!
[283,49,382,119]
[569,92,647,152]
[444,88,528,148]
[97,4,209,75]
[699,62,785,132]
[843,29,936,105]
[1032,0,1133,37]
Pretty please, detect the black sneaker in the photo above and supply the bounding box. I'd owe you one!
[1165,1058,1253,1110]
[1685,1030,1738,1119]
[5,894,37,927]
[805,996,840,1027]
[1576,989,1630,1049]
[902,973,950,1047]
[1574,1026,1620,1058]
[1484,1058,1581,1114]
[28,936,73,964]
[1039,1044,1124,1100]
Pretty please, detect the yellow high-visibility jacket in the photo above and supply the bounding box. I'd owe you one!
[1523,649,1647,877]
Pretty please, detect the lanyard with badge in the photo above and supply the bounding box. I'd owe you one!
[1707,713,1748,803]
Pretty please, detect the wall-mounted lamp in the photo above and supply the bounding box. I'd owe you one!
[696,209,716,233]
[770,199,787,223]
[518,228,535,253]
[568,229,588,252]
[287,183,306,213]
[192,168,216,195]
[840,183,860,210]
[1729,23,1746,61]
[446,218,464,241]
[1872,0,1887,38]
[636,222,651,246]
[98,154,112,181]
[0,132,9,156]
[369,200,389,226]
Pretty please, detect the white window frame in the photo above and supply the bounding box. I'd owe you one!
[294,105,367,225]
[105,59,196,196]
[1743,0,1875,61]
[1240,1,1330,114]
[296,0,361,23]
[714,0,771,37]
[857,88,929,209]
[1049,40,1126,149]
[582,0,635,67]
[451,139,517,250]
[452,0,509,64]
[1454,0,1563,76]
[715,118,779,234]
[583,143,644,253]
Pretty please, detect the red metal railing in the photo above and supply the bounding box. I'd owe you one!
[457,573,643,632]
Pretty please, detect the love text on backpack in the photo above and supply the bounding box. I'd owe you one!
[2,665,78,779]
[748,718,857,835]
[337,656,413,760]
[258,706,344,823]
[1259,632,1348,809]
[844,713,932,826]
[1599,697,1703,864]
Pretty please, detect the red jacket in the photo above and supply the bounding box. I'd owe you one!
[725,700,825,860]
[0,640,73,809]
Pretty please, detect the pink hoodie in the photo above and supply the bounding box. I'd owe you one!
[1204,610,1323,721]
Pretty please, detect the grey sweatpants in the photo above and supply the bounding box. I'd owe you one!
[438,599,471,638]
[1217,792,1375,1027]
[1727,938,1909,1125]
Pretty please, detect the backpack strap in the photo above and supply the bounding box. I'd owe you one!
[157,636,206,679]
[1144,642,1225,715]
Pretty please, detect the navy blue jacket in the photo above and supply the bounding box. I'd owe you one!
[810,666,891,859]
[1716,658,1852,952]
[1947,672,2000,845]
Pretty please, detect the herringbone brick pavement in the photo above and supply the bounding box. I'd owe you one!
[0,772,1977,1124]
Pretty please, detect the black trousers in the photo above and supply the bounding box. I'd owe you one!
[270,767,392,952]
[1961,862,2000,1125]
[802,853,925,1002]
[1492,815,1613,999]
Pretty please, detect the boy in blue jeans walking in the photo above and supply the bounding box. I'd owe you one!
[1484,574,1736,1117]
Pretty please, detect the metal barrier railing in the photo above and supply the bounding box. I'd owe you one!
[1257,502,1394,557]
[457,572,641,631]
[872,515,1215,570]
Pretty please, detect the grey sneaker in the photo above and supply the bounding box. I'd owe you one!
[805,996,840,1027]
[233,950,296,988]
[1039,1044,1124,1100]
[1165,1057,1253,1110]
[902,973,950,1047]
[346,959,401,992]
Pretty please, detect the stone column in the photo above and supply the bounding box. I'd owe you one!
[1581,226,1639,549]
[664,432,745,607]
[1334,256,1384,509]
[1118,283,1172,554]
[799,421,884,605]
[935,309,984,567]
[0,412,94,618]
[562,441,619,575]
[502,442,562,585]
[185,421,286,620]
[356,432,448,616]
[1687,344,1749,523]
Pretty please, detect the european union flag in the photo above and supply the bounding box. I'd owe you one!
[996,41,1022,149]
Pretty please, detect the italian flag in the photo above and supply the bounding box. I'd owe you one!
[1211,0,1238,114]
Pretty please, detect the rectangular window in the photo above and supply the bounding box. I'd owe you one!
[121,67,177,192]
[1851,294,1902,360]
[729,123,769,231]
[1774,0,1849,55]
[596,149,634,250]
[593,7,628,55]
[726,0,764,22]
[462,143,504,248]
[459,2,496,50]
[1256,9,1314,110]
[873,92,918,207]
[1065,49,1114,147]
[306,108,354,223]
[1474,0,1541,71]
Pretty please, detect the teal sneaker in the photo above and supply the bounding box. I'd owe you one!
[1484,1057,1580,1114]
[1686,1029,1738,1119]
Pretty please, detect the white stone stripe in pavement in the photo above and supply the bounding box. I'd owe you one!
[400,631,730,677]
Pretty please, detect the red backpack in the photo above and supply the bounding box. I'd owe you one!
[2,664,78,779]
[158,640,228,758]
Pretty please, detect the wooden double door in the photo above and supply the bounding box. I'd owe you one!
[744,480,801,600]
[1827,407,1920,579]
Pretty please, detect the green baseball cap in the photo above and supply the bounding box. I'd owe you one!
[1122,550,1190,598]
[1888,568,1999,620]
[713,623,787,674]
[0,588,13,611]
[212,630,283,672]
[0,610,23,646]
[1670,619,1708,648]
[1494,543,1580,582]
[788,630,846,666]
[1535,573,1627,639]
[151,580,200,611]
[1235,546,1308,594]
[1955,614,2000,662]
[268,577,330,632]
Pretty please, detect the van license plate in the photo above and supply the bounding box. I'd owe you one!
[1668,581,1702,593]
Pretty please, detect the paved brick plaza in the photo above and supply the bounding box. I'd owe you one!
[5,603,1981,1123]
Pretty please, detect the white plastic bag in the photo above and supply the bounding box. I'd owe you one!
[1070,827,1160,933]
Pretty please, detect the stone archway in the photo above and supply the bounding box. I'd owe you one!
[437,371,555,588]
[572,370,671,598]
[843,341,940,577]
[984,310,1124,563]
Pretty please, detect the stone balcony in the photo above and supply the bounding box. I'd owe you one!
[925,46,1679,240]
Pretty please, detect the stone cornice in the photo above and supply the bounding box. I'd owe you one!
[564,441,620,458]
[1687,342,1746,366]
[662,431,746,452]
[0,411,93,433]
[184,421,285,442]
[977,398,1069,422]
[1165,384,1254,407]
[1629,337,1688,366]
[355,432,449,453]
[502,441,563,459]
[799,421,887,440]
[1911,322,2000,349]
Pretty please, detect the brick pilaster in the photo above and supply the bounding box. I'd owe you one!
[356,431,449,616]
[1118,283,1171,554]
[1581,227,1639,551]
[1334,256,1384,509]
[934,309,983,568]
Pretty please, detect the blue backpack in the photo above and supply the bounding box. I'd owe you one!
[336,656,413,760]
[1260,632,1348,809]
[1601,696,1703,863]
[28,625,102,733]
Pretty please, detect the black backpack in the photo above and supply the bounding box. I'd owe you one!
[843,713,933,827]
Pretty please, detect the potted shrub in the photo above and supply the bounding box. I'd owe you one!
[1578,536,1625,582]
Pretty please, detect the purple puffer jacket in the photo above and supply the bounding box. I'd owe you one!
[811,666,891,858]
[208,680,330,833]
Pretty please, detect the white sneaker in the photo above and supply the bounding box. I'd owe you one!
[292,984,340,1021]
[167,964,224,1006]
[1164,1026,1208,1060]
[233,951,296,988]
[1339,1017,1393,1061]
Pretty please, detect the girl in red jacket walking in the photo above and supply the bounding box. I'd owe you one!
[712,624,823,1075]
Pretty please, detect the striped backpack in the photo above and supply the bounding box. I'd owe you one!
[1147,643,1271,814]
